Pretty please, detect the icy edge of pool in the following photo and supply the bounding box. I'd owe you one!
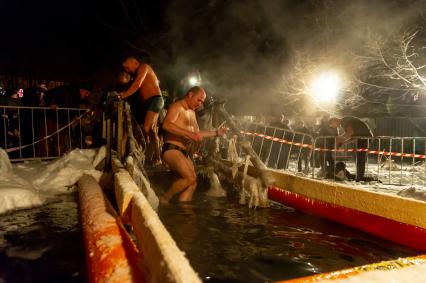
[321,263,426,283]
[0,147,105,215]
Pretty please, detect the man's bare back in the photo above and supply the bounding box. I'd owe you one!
[138,64,161,100]
[122,60,161,101]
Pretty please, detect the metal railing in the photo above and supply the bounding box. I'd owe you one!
[238,121,315,173]
[1,105,91,161]
[311,136,426,187]
[237,122,426,188]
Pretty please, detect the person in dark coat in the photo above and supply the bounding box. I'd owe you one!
[338,116,373,181]
[0,88,23,150]
[316,117,340,178]
[41,83,92,155]
[293,120,312,173]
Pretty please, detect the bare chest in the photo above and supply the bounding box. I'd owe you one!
[178,109,196,131]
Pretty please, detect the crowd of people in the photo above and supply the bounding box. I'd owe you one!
[0,80,104,157]
[251,113,374,182]
[0,52,374,203]
[0,53,227,203]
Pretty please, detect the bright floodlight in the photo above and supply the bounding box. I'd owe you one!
[310,71,341,102]
[188,76,199,86]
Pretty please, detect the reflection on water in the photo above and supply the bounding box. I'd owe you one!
[157,178,419,283]
[0,192,86,283]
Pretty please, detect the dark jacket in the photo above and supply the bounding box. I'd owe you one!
[341,116,373,137]
[44,85,86,109]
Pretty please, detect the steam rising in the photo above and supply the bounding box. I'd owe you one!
[160,0,426,115]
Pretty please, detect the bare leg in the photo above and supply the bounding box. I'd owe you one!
[161,150,197,203]
[144,111,161,164]
[178,159,197,201]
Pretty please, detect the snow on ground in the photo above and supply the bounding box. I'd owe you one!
[0,147,105,215]
[322,263,426,283]
[282,159,426,202]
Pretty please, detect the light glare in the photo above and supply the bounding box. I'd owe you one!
[311,71,341,103]
[188,76,199,86]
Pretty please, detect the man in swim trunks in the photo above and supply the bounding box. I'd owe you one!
[120,54,164,164]
[161,86,227,203]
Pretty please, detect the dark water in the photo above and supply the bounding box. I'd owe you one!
[155,175,420,283]
[0,192,86,283]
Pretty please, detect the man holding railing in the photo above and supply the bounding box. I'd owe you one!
[120,53,164,166]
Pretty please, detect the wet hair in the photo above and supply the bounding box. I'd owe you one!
[185,86,203,96]
[122,50,151,64]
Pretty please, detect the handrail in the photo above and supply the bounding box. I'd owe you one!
[0,105,85,111]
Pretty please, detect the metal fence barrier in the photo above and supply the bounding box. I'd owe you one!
[237,122,426,188]
[1,105,91,161]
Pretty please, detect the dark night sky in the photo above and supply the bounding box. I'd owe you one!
[0,0,168,81]
[1,0,425,115]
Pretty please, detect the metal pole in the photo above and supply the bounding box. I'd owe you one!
[80,110,83,149]
[377,138,381,181]
[265,128,276,166]
[238,122,249,157]
[56,109,60,156]
[412,139,415,186]
[322,137,326,179]
[18,108,22,159]
[424,139,426,187]
[285,132,295,171]
[389,138,392,185]
[68,109,72,150]
[400,139,404,186]
[44,108,48,158]
[355,137,358,181]
[31,109,35,158]
[312,137,316,178]
[117,101,124,161]
[366,138,370,178]
[333,137,337,181]
[3,107,7,150]
[275,130,287,169]
[258,125,267,159]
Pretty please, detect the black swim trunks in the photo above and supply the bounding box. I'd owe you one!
[162,142,191,158]
[133,95,164,124]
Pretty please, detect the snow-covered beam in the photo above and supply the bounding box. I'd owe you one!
[113,158,201,283]
[77,174,146,283]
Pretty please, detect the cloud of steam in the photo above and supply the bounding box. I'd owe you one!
[159,0,426,116]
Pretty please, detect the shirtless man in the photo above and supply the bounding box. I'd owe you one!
[120,55,164,164]
[161,86,227,203]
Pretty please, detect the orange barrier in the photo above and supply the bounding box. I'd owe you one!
[78,174,146,283]
[276,255,426,282]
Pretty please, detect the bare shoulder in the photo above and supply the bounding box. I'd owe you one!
[165,101,183,118]
[168,101,182,111]
[137,63,149,73]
